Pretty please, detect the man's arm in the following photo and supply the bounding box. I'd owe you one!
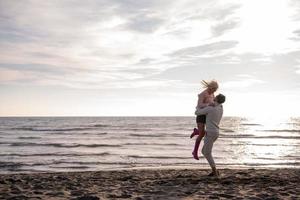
[195,106,212,115]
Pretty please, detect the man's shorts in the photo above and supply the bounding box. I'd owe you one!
[196,115,206,124]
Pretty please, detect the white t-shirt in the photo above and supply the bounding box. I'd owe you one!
[195,103,223,134]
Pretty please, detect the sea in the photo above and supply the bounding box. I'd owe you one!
[0,117,299,174]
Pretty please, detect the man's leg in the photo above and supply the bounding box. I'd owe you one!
[202,134,218,175]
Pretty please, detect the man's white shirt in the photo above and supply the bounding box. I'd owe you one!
[195,104,223,135]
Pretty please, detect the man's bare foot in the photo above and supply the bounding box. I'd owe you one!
[208,171,220,177]
[190,128,199,138]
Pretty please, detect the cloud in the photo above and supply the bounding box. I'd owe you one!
[161,2,241,39]
[0,0,299,94]
[211,19,240,37]
[187,3,241,21]
[290,29,300,41]
[222,77,265,89]
[296,67,300,74]
[111,0,175,13]
[122,13,165,33]
[151,48,300,94]
[289,0,300,20]
[0,63,70,75]
[0,61,175,90]
[0,68,34,82]
[0,0,300,117]
[105,0,182,33]
[168,40,239,58]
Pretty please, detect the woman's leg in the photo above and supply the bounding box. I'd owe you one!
[190,127,199,138]
[191,115,205,138]
[192,123,205,160]
[197,122,205,137]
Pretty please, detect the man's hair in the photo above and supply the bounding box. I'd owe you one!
[216,94,226,104]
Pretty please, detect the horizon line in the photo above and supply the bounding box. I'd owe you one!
[0,115,299,118]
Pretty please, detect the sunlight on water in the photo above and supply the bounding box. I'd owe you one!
[234,117,300,167]
[247,116,290,129]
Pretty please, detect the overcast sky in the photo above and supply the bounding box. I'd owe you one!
[1,0,300,117]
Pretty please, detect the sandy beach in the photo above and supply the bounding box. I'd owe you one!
[0,168,299,200]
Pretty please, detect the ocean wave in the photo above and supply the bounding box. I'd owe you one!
[49,161,204,166]
[129,134,165,137]
[123,128,153,131]
[12,127,90,132]
[0,161,47,168]
[219,134,255,138]
[96,132,108,135]
[0,152,110,157]
[127,155,191,159]
[262,129,300,133]
[5,142,121,148]
[219,134,300,139]
[231,143,300,147]
[255,157,300,161]
[46,131,107,135]
[286,122,300,125]
[129,133,185,138]
[243,162,300,166]
[52,161,130,165]
[205,162,300,167]
[123,143,180,146]
[0,161,23,168]
[255,157,278,160]
[93,124,111,127]
[2,160,299,169]
[221,129,235,133]
[50,166,90,169]
[258,136,300,139]
[18,136,41,139]
[240,123,262,126]
[285,155,300,160]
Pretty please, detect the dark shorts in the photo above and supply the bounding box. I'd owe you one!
[196,115,206,124]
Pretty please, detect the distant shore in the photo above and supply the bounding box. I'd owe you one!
[0,168,299,200]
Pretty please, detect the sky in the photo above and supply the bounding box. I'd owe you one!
[0,0,300,117]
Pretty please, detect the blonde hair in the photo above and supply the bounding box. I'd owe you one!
[201,80,219,89]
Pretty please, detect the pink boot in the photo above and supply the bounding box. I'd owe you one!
[192,138,201,160]
[190,128,199,138]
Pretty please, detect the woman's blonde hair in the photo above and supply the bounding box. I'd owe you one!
[201,80,219,89]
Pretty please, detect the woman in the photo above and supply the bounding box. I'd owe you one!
[191,80,218,160]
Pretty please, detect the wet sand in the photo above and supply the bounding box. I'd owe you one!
[0,168,299,200]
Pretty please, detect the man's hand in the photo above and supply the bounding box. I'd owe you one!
[209,102,216,107]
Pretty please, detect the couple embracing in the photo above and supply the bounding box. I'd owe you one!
[190,80,226,177]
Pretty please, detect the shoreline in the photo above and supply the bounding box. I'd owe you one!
[1,164,299,175]
[1,168,299,200]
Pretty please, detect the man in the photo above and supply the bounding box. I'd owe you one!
[194,94,226,177]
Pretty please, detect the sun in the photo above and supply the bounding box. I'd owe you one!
[227,0,297,54]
